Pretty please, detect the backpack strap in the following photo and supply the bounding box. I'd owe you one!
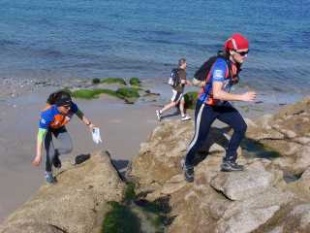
[217,54,241,84]
[174,68,182,85]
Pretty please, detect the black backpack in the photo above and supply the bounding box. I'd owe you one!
[168,68,181,88]
[47,90,71,105]
[194,56,218,82]
[194,52,241,84]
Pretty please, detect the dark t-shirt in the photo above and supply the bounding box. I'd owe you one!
[174,68,186,92]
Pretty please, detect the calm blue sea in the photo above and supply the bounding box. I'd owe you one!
[0,0,309,102]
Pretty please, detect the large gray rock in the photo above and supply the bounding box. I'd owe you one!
[216,205,280,233]
[0,151,125,233]
[128,98,310,233]
[210,162,279,200]
[247,97,310,174]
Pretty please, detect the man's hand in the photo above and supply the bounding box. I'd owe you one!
[186,80,192,86]
[192,78,206,87]
[241,91,256,102]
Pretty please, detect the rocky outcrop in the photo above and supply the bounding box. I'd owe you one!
[1,98,309,233]
[247,97,310,174]
[0,151,125,233]
[128,98,310,233]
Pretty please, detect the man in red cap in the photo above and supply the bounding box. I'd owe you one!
[182,33,256,182]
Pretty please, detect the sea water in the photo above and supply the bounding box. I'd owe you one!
[0,0,309,103]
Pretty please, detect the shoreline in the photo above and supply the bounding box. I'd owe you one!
[1,75,307,105]
[0,76,302,222]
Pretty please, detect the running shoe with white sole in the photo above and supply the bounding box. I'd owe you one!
[156,110,162,121]
[181,115,191,121]
[220,161,244,172]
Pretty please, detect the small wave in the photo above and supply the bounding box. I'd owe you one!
[60,62,102,69]
[38,49,64,58]
[0,39,18,47]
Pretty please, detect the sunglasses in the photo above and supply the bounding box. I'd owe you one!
[62,105,71,109]
[235,50,249,56]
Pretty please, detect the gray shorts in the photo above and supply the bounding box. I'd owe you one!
[171,89,184,102]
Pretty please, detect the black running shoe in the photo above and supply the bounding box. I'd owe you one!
[52,154,62,169]
[181,160,194,182]
[220,161,244,172]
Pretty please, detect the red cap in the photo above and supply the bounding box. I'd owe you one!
[224,33,249,51]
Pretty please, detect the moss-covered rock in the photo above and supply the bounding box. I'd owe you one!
[102,183,168,233]
[125,182,136,202]
[92,78,101,85]
[184,91,198,109]
[129,77,141,87]
[70,87,141,104]
[69,78,147,104]
[71,89,118,99]
[101,77,127,86]
[102,202,141,233]
[115,87,140,104]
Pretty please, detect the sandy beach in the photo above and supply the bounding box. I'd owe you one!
[0,78,287,223]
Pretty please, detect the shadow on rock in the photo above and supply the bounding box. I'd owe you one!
[112,159,130,179]
[73,153,91,165]
[192,127,231,166]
